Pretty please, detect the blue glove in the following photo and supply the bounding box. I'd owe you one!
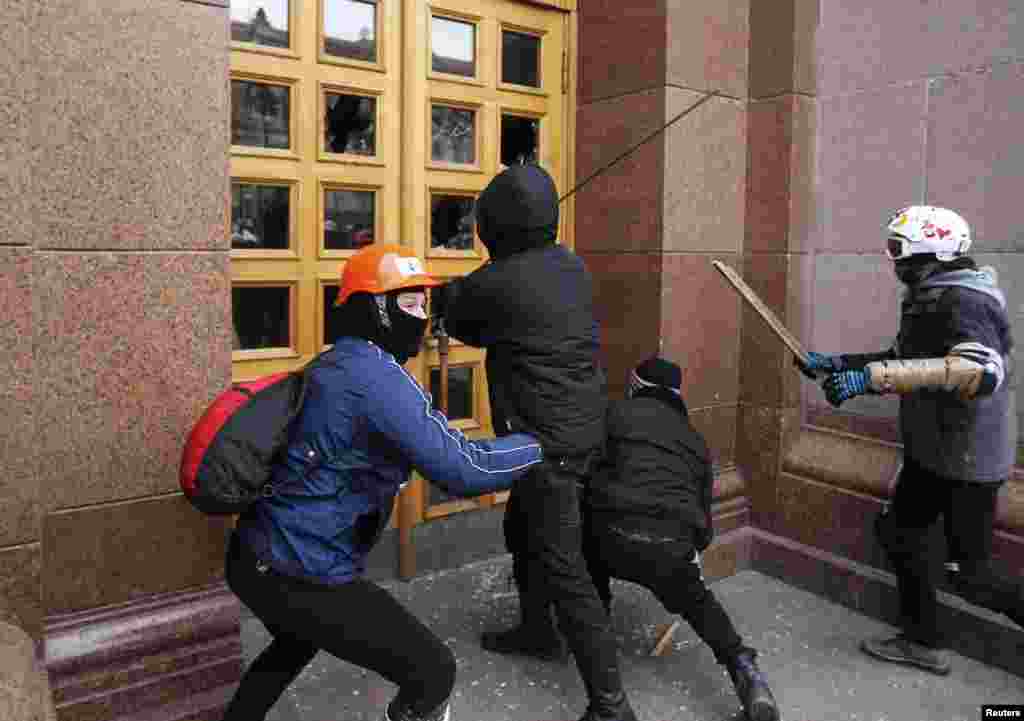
[822,369,870,406]
[794,352,845,379]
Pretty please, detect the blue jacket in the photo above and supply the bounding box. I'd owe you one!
[236,336,544,584]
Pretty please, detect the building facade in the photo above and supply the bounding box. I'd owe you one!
[2,1,1022,719]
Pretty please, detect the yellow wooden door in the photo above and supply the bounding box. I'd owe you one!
[228,0,572,576]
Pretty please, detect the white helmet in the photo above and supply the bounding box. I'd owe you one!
[884,205,971,262]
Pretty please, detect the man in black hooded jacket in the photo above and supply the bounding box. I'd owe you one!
[441,163,635,721]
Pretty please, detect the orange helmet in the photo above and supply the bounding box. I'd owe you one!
[336,244,441,307]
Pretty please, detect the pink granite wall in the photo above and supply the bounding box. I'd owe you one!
[2,0,239,718]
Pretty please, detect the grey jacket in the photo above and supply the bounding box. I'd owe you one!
[897,267,1016,483]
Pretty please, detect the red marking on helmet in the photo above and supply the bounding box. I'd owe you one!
[937,228,951,239]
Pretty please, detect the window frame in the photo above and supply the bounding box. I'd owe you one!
[319,82,387,166]
[230,177,300,259]
[427,7,485,88]
[497,108,544,170]
[318,0,387,73]
[230,0,300,59]
[427,97,485,173]
[318,180,383,259]
[230,280,301,362]
[425,188,483,259]
[497,22,548,97]
[230,72,301,160]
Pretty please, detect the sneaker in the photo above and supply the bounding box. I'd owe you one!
[860,635,951,675]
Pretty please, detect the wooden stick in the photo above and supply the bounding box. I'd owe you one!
[712,260,811,368]
[651,620,681,657]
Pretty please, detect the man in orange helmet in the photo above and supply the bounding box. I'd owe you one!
[224,244,546,721]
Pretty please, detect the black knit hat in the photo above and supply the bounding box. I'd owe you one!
[630,356,682,396]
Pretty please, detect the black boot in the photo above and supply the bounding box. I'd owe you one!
[481,600,568,662]
[384,698,450,721]
[726,650,779,721]
[576,669,636,721]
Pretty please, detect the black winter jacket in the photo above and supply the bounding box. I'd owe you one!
[444,164,607,456]
[586,387,715,550]
[445,245,607,456]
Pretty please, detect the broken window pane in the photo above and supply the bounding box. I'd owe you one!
[325,93,377,155]
[431,195,475,250]
[501,114,539,166]
[232,80,290,149]
[324,0,377,63]
[431,15,475,77]
[431,105,475,164]
[502,30,540,87]
[232,286,290,350]
[231,0,290,48]
[324,189,375,250]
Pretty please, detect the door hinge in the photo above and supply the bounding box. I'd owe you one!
[561,50,568,95]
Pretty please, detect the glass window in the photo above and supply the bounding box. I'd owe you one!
[502,30,540,87]
[232,80,290,149]
[431,16,475,77]
[231,183,290,250]
[501,115,539,166]
[231,0,290,48]
[325,93,377,155]
[324,0,377,63]
[324,188,375,250]
[430,195,475,250]
[431,105,475,164]
[430,365,474,420]
[428,365,475,505]
[232,286,291,350]
[323,285,343,346]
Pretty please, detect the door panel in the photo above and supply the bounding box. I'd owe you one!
[229,0,570,563]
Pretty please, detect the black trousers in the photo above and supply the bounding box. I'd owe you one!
[504,457,625,703]
[582,519,747,666]
[876,456,1024,647]
[222,533,455,720]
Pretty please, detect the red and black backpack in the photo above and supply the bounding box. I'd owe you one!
[179,360,319,515]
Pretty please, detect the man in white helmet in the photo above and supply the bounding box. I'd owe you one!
[799,205,1022,675]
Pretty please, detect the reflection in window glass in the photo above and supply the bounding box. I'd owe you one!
[231,183,289,250]
[232,80,290,149]
[325,93,376,155]
[324,0,377,63]
[231,0,290,48]
[431,16,475,77]
[232,286,290,350]
[431,195,475,250]
[325,188,375,250]
[501,115,539,166]
[502,30,540,87]
[431,106,475,164]
[323,285,343,346]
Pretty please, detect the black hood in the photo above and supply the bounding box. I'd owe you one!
[475,164,559,260]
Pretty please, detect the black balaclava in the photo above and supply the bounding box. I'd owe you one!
[334,290,428,364]
[475,163,559,260]
[894,254,976,286]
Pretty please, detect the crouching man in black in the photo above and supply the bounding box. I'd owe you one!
[584,358,780,721]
